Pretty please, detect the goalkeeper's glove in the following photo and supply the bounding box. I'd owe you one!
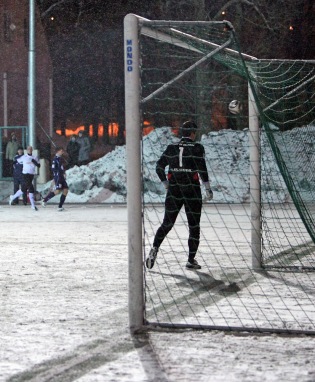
[205,188,213,201]
[203,181,213,201]
[162,181,169,190]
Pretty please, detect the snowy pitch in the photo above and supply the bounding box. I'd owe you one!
[1,204,315,381]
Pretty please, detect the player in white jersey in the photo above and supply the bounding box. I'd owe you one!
[9,146,41,211]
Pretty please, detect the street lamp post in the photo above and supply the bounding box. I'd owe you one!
[28,0,36,148]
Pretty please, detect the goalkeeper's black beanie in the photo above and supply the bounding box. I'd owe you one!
[182,121,198,136]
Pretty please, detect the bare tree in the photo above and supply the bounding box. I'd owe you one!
[149,0,311,59]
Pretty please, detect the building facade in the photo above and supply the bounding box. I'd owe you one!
[0,0,53,144]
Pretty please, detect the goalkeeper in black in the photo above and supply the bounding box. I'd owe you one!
[146,121,213,270]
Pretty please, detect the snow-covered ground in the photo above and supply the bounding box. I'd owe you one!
[1,126,315,381]
[0,204,315,382]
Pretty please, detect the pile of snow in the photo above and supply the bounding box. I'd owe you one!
[37,125,315,204]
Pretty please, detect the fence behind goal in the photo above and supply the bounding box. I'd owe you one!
[124,14,315,333]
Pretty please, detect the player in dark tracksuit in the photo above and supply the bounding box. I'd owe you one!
[12,147,27,205]
[41,147,69,211]
[146,121,213,270]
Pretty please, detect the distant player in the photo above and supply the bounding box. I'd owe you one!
[41,147,68,211]
[146,121,213,270]
[12,146,27,205]
[9,146,41,211]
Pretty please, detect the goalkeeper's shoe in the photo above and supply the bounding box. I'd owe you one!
[41,200,47,207]
[186,259,201,270]
[9,195,15,205]
[146,247,158,269]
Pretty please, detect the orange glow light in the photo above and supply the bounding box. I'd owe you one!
[56,122,118,138]
[55,126,86,137]
[143,120,154,136]
[98,123,104,137]
[109,122,119,137]
[89,124,93,137]
[73,126,84,135]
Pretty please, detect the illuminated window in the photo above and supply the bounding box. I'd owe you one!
[108,122,119,137]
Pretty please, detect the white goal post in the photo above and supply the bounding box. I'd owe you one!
[124,13,261,332]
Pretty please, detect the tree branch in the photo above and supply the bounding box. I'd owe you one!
[40,0,75,18]
[212,0,274,31]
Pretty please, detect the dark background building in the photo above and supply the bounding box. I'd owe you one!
[0,0,53,177]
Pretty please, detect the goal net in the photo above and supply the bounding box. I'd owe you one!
[124,14,315,333]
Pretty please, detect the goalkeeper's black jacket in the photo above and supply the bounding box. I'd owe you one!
[156,137,209,186]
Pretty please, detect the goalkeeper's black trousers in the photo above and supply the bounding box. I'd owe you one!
[153,183,202,261]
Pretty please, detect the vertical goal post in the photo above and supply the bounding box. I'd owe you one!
[124,14,144,332]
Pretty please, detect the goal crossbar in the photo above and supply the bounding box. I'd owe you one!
[139,17,257,62]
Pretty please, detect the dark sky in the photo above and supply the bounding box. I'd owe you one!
[36,1,159,128]
[36,0,314,129]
